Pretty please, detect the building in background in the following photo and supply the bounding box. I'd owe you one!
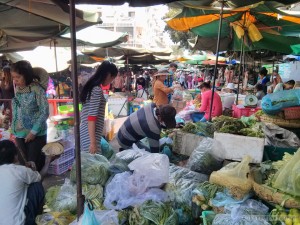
[79,4,171,48]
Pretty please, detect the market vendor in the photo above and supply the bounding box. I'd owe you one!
[116,104,176,153]
[153,69,174,106]
[256,67,269,94]
[0,140,52,225]
[191,82,222,122]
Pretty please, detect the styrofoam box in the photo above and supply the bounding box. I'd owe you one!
[108,97,128,116]
[173,130,205,156]
[213,132,264,163]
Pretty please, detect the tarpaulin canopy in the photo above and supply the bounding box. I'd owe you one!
[167,2,300,54]
[169,0,300,9]
[63,0,180,7]
[82,46,172,58]
[0,0,100,53]
[62,26,129,48]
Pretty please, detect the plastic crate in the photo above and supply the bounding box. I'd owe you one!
[283,106,300,120]
[263,145,298,161]
[232,105,261,118]
[173,130,205,156]
[57,147,74,164]
[201,211,216,225]
[48,157,74,175]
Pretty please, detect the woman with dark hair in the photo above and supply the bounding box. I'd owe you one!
[0,66,15,111]
[11,60,49,172]
[256,67,269,94]
[80,61,118,154]
[191,82,222,122]
[11,60,49,171]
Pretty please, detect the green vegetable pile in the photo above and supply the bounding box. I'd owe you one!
[213,115,265,138]
[129,200,178,225]
[70,152,110,185]
[181,122,215,137]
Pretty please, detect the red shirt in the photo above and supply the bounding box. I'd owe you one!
[199,90,223,120]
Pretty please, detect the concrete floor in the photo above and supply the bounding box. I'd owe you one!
[43,116,127,190]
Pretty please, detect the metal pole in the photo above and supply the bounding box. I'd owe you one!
[236,37,244,105]
[208,0,226,121]
[53,40,61,99]
[69,0,84,218]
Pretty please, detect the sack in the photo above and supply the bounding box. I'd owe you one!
[33,67,49,91]
[209,156,252,200]
[261,89,300,115]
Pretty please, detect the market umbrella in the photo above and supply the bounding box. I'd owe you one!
[291,44,300,56]
[183,54,207,65]
[0,0,100,53]
[167,1,300,120]
[167,2,300,54]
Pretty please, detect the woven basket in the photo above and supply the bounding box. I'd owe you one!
[252,181,300,209]
[283,107,300,120]
[260,114,300,128]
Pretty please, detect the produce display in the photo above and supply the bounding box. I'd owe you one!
[40,108,300,225]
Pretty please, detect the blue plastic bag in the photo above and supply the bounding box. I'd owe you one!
[82,201,99,225]
[101,137,114,159]
[261,89,300,115]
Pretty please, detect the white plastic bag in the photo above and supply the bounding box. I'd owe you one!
[115,144,150,164]
[128,153,169,187]
[159,137,173,146]
[104,172,169,210]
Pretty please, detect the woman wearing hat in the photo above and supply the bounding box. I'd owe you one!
[117,104,177,153]
[153,69,174,106]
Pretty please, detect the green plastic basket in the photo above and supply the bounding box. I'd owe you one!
[58,104,82,115]
[201,211,216,225]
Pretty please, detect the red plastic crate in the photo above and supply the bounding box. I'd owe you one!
[232,105,261,118]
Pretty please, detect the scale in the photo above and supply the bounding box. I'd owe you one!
[244,94,258,108]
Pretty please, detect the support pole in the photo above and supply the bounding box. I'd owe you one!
[236,38,245,105]
[69,0,84,218]
[209,0,226,121]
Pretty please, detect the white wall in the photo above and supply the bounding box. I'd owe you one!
[279,61,300,82]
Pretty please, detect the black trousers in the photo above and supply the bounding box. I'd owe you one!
[24,182,45,225]
[16,135,47,172]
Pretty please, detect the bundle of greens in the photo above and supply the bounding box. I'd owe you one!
[181,122,215,137]
[82,184,104,210]
[70,152,110,185]
[139,201,178,225]
[45,186,61,210]
[213,115,264,138]
[164,165,208,207]
[192,181,224,211]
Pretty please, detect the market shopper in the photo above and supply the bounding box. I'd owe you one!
[191,82,222,122]
[80,61,118,154]
[112,72,124,92]
[153,69,174,106]
[11,60,49,172]
[116,104,176,153]
[0,140,52,225]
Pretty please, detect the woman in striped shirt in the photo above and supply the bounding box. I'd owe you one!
[80,61,118,154]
